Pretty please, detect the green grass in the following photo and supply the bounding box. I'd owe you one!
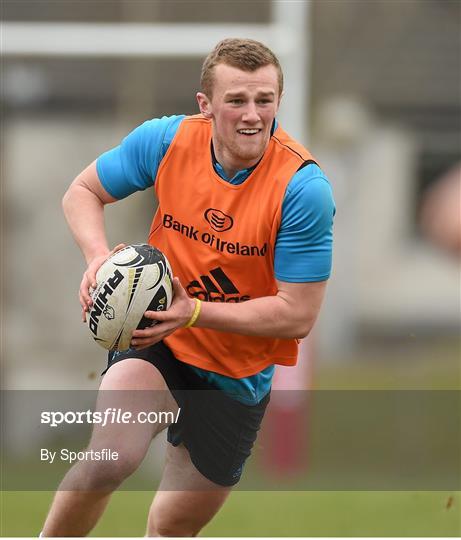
[1,490,459,536]
[2,339,459,536]
[313,338,460,391]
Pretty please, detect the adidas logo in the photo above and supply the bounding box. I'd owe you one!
[186,267,250,303]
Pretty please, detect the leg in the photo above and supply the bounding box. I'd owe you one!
[145,363,270,537]
[146,444,231,537]
[42,359,177,537]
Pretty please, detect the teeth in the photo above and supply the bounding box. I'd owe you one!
[238,129,260,134]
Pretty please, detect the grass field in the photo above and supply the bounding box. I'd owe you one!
[1,490,460,536]
[1,339,459,536]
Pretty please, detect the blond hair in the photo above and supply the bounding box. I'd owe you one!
[201,38,283,98]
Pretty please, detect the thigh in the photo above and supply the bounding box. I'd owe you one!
[89,358,178,457]
[167,387,270,487]
[147,443,231,537]
[59,359,178,491]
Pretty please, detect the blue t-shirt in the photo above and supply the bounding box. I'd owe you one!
[97,115,335,404]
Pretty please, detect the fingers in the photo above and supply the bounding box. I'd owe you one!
[131,338,159,350]
[77,244,125,321]
[131,324,175,349]
[79,279,89,309]
[88,269,97,290]
[129,278,195,349]
[111,243,126,255]
[79,273,93,308]
[131,278,195,341]
[142,309,170,323]
[131,314,168,339]
[172,276,187,299]
[79,267,98,320]
[172,276,182,293]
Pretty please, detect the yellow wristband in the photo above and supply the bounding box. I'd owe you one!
[184,299,202,328]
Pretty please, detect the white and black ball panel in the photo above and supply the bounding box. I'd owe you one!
[87,244,173,351]
[111,243,167,269]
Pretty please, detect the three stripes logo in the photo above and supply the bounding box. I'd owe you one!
[186,267,250,302]
[204,208,234,232]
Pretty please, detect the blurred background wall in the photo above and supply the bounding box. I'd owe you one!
[1,0,460,391]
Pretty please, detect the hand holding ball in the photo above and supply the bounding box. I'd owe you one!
[87,244,173,351]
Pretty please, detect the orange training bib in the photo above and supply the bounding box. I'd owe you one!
[148,115,315,378]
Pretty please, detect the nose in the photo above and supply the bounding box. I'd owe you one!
[242,102,260,123]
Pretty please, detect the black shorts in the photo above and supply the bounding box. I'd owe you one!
[104,341,270,487]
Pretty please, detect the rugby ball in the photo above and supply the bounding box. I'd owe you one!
[87,244,173,351]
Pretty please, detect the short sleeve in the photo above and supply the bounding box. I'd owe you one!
[274,164,335,282]
[96,115,185,199]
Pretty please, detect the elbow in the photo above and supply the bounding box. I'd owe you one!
[62,188,71,215]
[293,328,312,340]
[291,320,314,340]
[62,185,76,219]
[62,187,70,207]
[62,179,91,215]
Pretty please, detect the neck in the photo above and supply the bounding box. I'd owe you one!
[211,139,261,180]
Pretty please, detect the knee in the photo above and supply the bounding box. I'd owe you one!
[148,507,201,537]
[150,520,200,537]
[68,451,142,492]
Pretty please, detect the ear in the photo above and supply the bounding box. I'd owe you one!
[196,92,213,119]
[277,90,284,110]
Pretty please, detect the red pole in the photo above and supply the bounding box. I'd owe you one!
[262,335,314,477]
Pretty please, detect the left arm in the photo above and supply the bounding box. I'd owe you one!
[193,279,326,339]
[131,278,326,349]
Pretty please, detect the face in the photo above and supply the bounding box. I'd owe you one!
[196,63,281,174]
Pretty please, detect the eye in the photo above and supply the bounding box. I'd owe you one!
[229,99,243,105]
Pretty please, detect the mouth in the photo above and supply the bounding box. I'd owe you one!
[237,128,262,136]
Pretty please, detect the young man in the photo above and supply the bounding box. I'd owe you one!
[42,38,335,536]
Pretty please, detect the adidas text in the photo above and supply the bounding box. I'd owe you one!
[187,267,250,303]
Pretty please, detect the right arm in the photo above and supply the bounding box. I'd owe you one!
[63,116,184,320]
[62,160,122,319]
